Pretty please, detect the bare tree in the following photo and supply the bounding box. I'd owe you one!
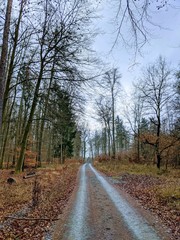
[102,68,121,157]
[125,88,144,162]
[0,0,28,168]
[15,0,94,172]
[96,96,112,156]
[80,124,89,161]
[112,0,176,52]
[0,0,13,128]
[138,56,174,168]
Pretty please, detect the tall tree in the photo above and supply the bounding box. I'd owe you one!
[102,68,121,157]
[0,0,13,128]
[0,0,28,168]
[115,116,129,152]
[96,97,112,156]
[125,87,144,162]
[113,0,177,51]
[15,0,93,172]
[138,56,173,168]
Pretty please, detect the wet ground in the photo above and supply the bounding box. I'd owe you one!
[53,164,170,240]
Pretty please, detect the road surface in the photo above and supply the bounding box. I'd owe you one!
[53,163,170,240]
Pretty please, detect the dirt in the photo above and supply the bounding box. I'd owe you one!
[53,164,172,240]
[86,168,134,240]
[0,162,80,240]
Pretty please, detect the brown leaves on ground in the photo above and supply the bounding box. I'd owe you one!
[96,162,179,240]
[0,161,81,240]
[115,174,179,240]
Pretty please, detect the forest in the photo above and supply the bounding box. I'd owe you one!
[0,0,179,239]
[0,0,179,172]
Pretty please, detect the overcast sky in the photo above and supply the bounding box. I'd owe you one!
[82,0,180,130]
[91,0,180,93]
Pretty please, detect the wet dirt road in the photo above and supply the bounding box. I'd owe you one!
[53,164,170,240]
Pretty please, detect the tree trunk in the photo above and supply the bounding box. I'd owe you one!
[157,153,161,169]
[83,140,86,161]
[15,65,44,172]
[0,88,16,167]
[112,90,115,157]
[107,120,111,157]
[156,110,161,169]
[137,127,140,162]
[0,0,13,129]
[60,134,63,164]
[37,58,55,166]
[3,0,24,118]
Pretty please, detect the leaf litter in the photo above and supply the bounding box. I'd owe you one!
[0,161,80,240]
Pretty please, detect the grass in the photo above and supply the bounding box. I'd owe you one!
[155,180,180,210]
[95,161,180,210]
[95,160,179,177]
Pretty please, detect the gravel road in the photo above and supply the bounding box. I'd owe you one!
[53,163,170,240]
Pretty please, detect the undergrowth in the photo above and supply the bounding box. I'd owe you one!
[95,160,180,210]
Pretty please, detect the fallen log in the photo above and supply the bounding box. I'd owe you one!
[23,173,37,179]
[7,177,16,184]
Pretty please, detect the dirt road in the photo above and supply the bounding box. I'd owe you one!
[53,163,170,240]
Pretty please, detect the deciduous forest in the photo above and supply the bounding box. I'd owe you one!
[0,0,179,239]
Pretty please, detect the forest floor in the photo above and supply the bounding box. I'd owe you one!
[0,161,179,240]
[0,160,81,240]
[95,161,180,240]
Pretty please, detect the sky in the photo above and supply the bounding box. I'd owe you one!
[92,0,180,90]
[83,0,180,130]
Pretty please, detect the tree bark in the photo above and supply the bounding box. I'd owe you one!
[0,0,13,129]
[3,0,24,118]
[15,65,44,172]
[0,0,13,169]
[37,57,55,166]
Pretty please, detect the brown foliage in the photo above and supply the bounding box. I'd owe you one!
[96,161,180,240]
[116,174,180,240]
[0,160,81,239]
[140,132,180,166]
[94,154,111,163]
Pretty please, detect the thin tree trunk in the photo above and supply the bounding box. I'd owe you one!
[3,0,24,118]
[15,65,44,172]
[83,140,86,161]
[107,121,111,157]
[112,91,115,157]
[60,134,63,164]
[37,58,55,166]
[0,87,17,167]
[0,0,13,129]
[137,127,140,162]
[156,111,161,169]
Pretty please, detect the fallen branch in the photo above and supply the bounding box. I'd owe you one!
[23,173,37,179]
[4,216,59,221]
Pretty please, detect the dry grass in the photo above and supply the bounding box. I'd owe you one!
[155,179,180,210]
[95,161,180,210]
[95,160,179,177]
